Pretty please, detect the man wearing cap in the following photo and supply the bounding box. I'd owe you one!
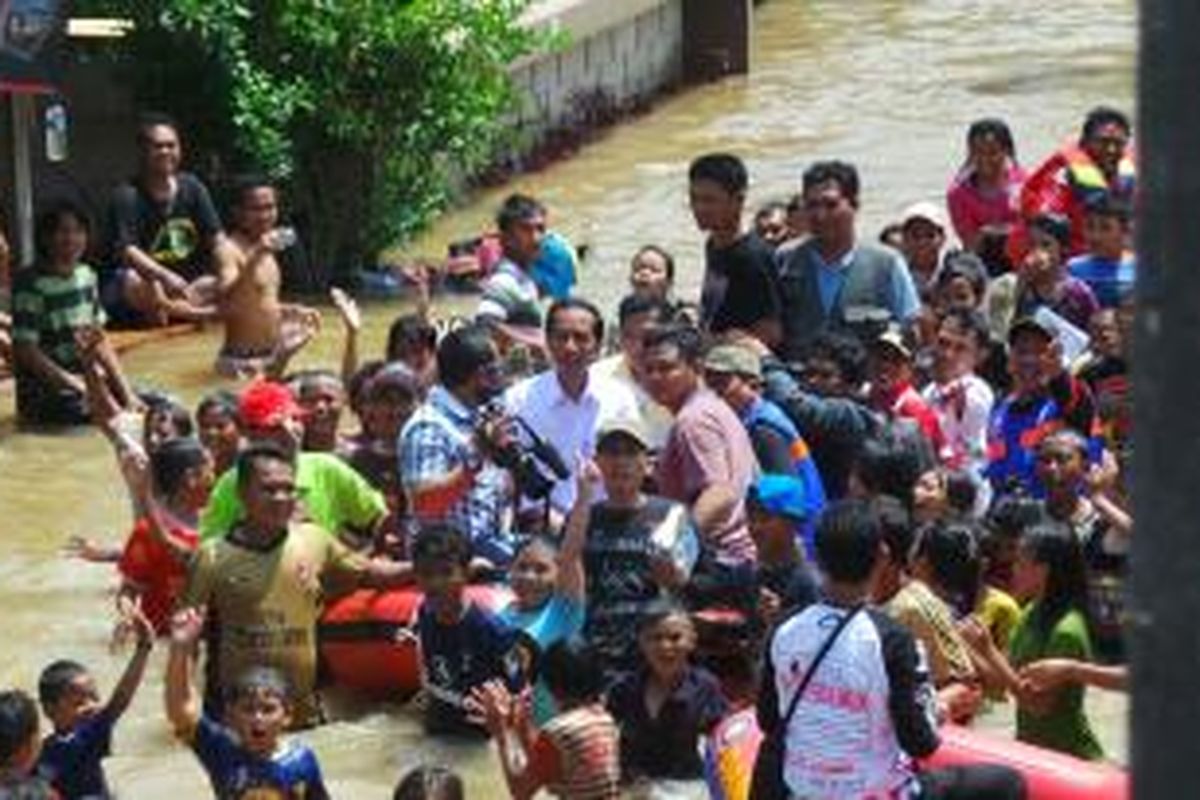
[985,316,1097,495]
[702,342,826,525]
[745,474,820,621]
[899,201,954,299]
[400,323,516,567]
[867,328,945,452]
[641,324,758,565]
[199,380,388,547]
[776,161,920,358]
[503,297,638,523]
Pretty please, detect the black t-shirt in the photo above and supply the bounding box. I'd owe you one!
[700,232,782,333]
[606,665,729,780]
[107,172,222,281]
[759,561,819,615]
[582,498,679,677]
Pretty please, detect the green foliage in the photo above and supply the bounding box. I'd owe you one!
[77,0,542,280]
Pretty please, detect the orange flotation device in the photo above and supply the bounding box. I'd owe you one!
[318,584,513,697]
[704,707,1128,800]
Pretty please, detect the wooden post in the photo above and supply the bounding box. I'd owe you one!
[1132,0,1200,795]
[11,93,35,269]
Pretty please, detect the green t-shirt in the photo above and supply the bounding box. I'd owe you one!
[200,452,387,542]
[1009,604,1104,760]
[11,264,106,371]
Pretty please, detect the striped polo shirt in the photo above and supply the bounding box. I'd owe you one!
[11,264,106,371]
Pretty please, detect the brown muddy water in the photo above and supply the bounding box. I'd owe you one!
[0,0,1133,794]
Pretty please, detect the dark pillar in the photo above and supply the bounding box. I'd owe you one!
[681,0,751,83]
[1132,0,1200,796]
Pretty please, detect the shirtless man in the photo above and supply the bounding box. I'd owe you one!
[214,177,320,378]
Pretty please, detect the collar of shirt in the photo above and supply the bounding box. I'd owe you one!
[512,369,601,412]
[429,384,476,429]
[812,244,858,273]
[495,257,535,287]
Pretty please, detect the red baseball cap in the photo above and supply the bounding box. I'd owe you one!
[238,380,306,429]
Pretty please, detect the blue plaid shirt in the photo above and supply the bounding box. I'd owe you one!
[399,385,514,565]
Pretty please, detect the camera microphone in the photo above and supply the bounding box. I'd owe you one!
[513,415,571,480]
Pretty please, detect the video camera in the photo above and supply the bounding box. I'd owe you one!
[475,402,570,503]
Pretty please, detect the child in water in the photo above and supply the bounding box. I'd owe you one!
[116,437,214,635]
[0,690,54,798]
[961,521,1105,760]
[606,601,728,799]
[414,524,524,737]
[196,390,242,475]
[471,638,621,800]
[501,464,588,724]
[36,603,155,798]
[166,608,331,798]
[393,765,464,800]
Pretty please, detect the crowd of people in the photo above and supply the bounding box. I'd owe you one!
[0,103,1136,799]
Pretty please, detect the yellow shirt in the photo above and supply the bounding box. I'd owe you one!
[183,522,366,727]
[976,586,1022,651]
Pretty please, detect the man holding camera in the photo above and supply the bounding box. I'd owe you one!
[503,298,639,528]
[400,323,517,567]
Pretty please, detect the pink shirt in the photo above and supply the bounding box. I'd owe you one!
[945,164,1026,247]
[657,387,757,564]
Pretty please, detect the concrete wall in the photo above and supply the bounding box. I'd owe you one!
[510,0,683,141]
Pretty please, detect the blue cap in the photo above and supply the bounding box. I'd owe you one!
[748,474,811,521]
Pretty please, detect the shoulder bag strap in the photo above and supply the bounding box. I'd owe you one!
[777,605,863,732]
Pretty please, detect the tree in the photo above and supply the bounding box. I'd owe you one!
[78,0,543,286]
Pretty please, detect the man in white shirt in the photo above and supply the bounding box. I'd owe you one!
[590,293,675,452]
[505,297,639,524]
[921,308,995,513]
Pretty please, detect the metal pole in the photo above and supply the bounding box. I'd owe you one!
[1132,0,1200,796]
[11,93,35,268]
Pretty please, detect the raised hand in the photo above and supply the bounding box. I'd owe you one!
[112,596,155,651]
[330,287,361,334]
[169,607,206,649]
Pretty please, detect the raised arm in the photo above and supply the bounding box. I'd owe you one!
[558,458,600,603]
[105,600,155,721]
[165,608,206,735]
[330,287,361,387]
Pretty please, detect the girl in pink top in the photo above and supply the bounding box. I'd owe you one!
[946,119,1027,256]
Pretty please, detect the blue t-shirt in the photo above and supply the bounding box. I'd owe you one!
[502,593,586,725]
[37,711,114,799]
[418,601,523,735]
[529,231,578,301]
[985,393,1061,496]
[191,715,328,799]
[1067,253,1136,309]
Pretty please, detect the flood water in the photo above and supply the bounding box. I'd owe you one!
[0,0,1134,795]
